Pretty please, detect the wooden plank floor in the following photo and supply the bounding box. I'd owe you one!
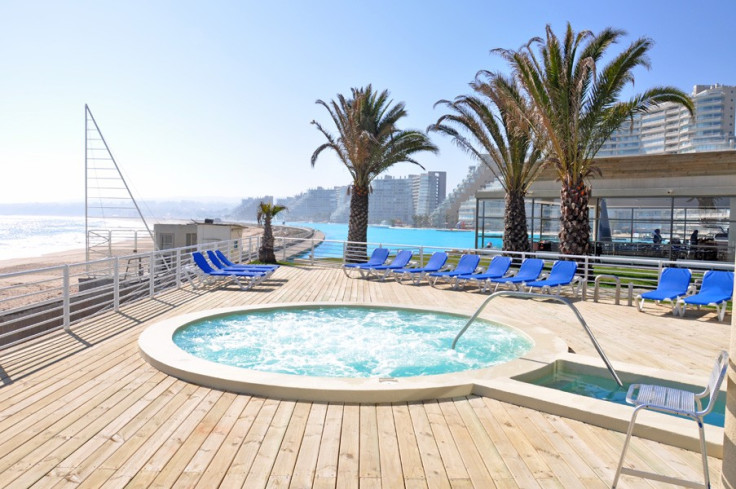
[0,265,729,488]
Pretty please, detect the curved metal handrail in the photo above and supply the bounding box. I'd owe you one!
[452,291,623,387]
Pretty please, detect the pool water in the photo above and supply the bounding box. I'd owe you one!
[173,306,532,378]
[532,371,725,427]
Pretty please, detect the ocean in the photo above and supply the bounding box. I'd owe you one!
[0,215,149,261]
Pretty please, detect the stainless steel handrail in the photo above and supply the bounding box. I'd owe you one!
[451,291,623,387]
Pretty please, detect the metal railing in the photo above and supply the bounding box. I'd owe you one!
[451,291,623,387]
[1,229,734,351]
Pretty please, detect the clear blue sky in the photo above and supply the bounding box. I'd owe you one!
[1,0,734,204]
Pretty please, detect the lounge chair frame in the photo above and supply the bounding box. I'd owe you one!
[675,270,734,322]
[636,267,693,314]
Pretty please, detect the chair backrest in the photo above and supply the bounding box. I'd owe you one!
[388,250,413,267]
[487,256,512,276]
[207,250,227,269]
[548,260,577,281]
[700,270,735,296]
[424,252,448,271]
[215,249,236,267]
[455,254,481,274]
[192,252,216,273]
[657,267,691,292]
[699,350,729,415]
[516,258,545,280]
[367,248,390,265]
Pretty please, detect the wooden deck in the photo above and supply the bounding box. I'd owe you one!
[0,265,729,488]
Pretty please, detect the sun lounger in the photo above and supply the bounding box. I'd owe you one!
[191,252,267,290]
[675,270,734,321]
[342,248,390,277]
[207,250,278,276]
[394,252,448,285]
[215,250,280,271]
[361,249,414,280]
[428,254,481,287]
[636,267,691,313]
[454,256,512,291]
[526,260,579,296]
[488,258,544,292]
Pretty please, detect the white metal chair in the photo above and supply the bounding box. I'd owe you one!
[612,350,728,489]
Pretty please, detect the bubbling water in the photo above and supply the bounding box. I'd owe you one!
[173,306,533,378]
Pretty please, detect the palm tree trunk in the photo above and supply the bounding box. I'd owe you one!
[346,185,369,262]
[503,190,530,252]
[258,216,277,263]
[559,178,590,256]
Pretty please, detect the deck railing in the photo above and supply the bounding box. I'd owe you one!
[1,231,734,350]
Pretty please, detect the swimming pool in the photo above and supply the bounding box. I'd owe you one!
[139,302,563,402]
[172,305,532,378]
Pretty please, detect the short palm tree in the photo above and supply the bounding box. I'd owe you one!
[257,202,287,264]
[430,74,546,252]
[495,23,694,255]
[311,85,438,259]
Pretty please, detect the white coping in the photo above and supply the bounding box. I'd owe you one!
[138,302,724,458]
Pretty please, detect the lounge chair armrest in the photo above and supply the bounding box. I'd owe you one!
[686,284,698,296]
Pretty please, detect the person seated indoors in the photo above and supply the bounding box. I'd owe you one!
[652,229,662,245]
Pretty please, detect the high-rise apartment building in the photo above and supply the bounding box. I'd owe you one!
[410,171,447,217]
[598,84,736,157]
[368,175,414,225]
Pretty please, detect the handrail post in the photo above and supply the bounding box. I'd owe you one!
[580,255,590,301]
[113,257,120,312]
[176,249,182,288]
[310,239,315,265]
[149,252,155,297]
[63,265,70,331]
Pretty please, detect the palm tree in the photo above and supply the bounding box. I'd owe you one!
[430,74,546,252]
[257,202,287,264]
[495,23,694,255]
[311,85,438,260]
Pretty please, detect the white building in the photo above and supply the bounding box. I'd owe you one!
[368,175,414,225]
[410,171,447,217]
[598,84,736,157]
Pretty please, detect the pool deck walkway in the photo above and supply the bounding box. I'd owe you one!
[0,265,730,488]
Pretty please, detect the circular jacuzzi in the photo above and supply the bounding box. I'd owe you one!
[139,302,565,402]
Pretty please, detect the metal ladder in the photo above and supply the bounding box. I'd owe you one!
[452,291,623,387]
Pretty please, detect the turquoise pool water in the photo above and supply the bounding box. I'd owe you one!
[532,371,725,427]
[173,306,532,378]
[287,221,503,250]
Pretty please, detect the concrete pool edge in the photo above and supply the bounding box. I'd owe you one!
[138,302,723,457]
[473,353,725,459]
[138,302,566,404]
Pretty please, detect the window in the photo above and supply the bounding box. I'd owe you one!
[185,233,197,246]
[159,233,174,249]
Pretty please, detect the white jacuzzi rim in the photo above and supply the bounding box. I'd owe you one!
[138,301,567,403]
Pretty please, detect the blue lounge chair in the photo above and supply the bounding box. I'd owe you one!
[676,270,734,321]
[362,249,414,280]
[636,267,691,313]
[394,252,448,285]
[207,250,278,276]
[526,260,579,296]
[455,256,512,291]
[191,252,267,290]
[428,254,481,287]
[488,258,544,292]
[342,248,390,277]
[215,250,280,271]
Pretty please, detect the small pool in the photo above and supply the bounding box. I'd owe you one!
[527,369,725,427]
[172,305,533,378]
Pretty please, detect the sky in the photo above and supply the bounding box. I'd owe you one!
[1,0,734,205]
